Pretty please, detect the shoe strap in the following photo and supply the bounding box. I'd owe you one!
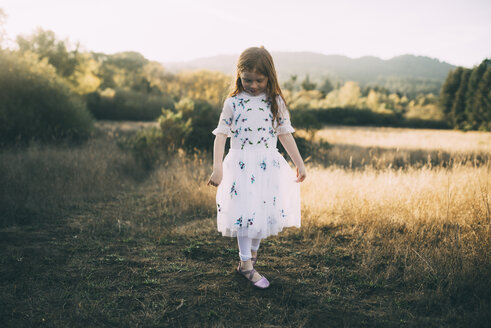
[239,265,257,281]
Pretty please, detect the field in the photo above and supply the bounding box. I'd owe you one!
[1,123,490,327]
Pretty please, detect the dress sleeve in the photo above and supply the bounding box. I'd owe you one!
[212,98,234,137]
[275,96,295,135]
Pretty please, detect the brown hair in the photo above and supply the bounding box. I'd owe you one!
[229,46,286,128]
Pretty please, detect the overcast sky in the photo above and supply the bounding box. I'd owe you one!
[2,0,490,67]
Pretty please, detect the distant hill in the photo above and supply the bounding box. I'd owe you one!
[163,52,457,97]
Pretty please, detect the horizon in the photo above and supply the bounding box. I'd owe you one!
[161,51,453,66]
[2,0,490,68]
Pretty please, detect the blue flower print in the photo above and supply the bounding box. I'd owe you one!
[279,117,288,125]
[273,159,280,168]
[232,102,236,111]
[247,212,256,227]
[235,97,250,109]
[217,203,221,212]
[264,113,273,122]
[230,182,237,198]
[234,113,242,125]
[223,117,232,125]
[273,196,276,206]
[234,216,243,227]
[260,160,266,170]
[251,174,255,184]
[257,127,266,132]
[239,161,245,170]
[268,127,276,137]
[281,209,287,218]
[244,127,252,132]
[231,127,241,138]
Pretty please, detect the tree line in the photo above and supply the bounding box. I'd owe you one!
[440,59,490,131]
[0,24,489,148]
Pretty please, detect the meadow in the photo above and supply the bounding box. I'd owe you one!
[0,123,490,327]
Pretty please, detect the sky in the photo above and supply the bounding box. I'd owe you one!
[1,0,490,67]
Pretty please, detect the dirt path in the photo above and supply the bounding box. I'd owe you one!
[0,183,474,327]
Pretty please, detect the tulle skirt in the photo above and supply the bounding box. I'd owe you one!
[216,148,301,239]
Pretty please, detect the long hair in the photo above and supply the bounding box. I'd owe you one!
[229,46,286,128]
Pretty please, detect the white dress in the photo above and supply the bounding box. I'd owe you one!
[212,91,301,239]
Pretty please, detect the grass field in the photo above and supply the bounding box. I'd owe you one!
[1,123,490,327]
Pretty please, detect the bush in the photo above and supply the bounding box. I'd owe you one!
[0,50,94,145]
[121,98,221,169]
[120,127,166,170]
[85,88,174,121]
[291,107,449,129]
[180,99,220,151]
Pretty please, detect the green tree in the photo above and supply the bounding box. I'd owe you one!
[0,51,93,144]
[473,63,491,130]
[94,51,149,91]
[301,74,316,91]
[318,77,334,96]
[17,28,80,78]
[440,67,464,125]
[451,69,471,128]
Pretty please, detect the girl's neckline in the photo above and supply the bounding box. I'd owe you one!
[241,91,266,98]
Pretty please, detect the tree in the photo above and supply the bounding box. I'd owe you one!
[318,77,333,96]
[338,81,361,107]
[17,28,80,78]
[301,74,316,91]
[440,67,464,125]
[465,59,490,129]
[283,74,298,92]
[450,69,470,128]
[473,63,491,130]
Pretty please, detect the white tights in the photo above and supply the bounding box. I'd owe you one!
[237,235,261,261]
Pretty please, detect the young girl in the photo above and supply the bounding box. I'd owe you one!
[207,46,306,289]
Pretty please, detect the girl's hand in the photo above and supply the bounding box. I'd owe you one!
[296,165,307,183]
[207,168,223,187]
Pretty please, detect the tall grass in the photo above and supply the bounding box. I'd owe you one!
[0,135,146,227]
[1,125,489,325]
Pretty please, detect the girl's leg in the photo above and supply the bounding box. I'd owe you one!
[251,238,261,252]
[237,235,263,282]
[237,235,252,261]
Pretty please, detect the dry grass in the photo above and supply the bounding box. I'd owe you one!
[310,125,491,153]
[0,131,147,227]
[298,126,491,169]
[1,125,490,327]
[300,163,490,302]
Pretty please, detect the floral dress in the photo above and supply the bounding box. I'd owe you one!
[212,91,301,239]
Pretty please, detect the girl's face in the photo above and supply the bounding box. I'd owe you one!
[240,70,268,96]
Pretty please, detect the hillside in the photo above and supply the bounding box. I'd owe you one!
[164,52,456,96]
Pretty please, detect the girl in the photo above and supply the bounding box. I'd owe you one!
[207,46,306,289]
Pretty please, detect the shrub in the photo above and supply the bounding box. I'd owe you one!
[291,107,449,129]
[85,88,174,121]
[120,127,166,170]
[0,50,94,145]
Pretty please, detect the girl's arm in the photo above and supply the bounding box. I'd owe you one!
[278,133,307,182]
[207,134,228,187]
